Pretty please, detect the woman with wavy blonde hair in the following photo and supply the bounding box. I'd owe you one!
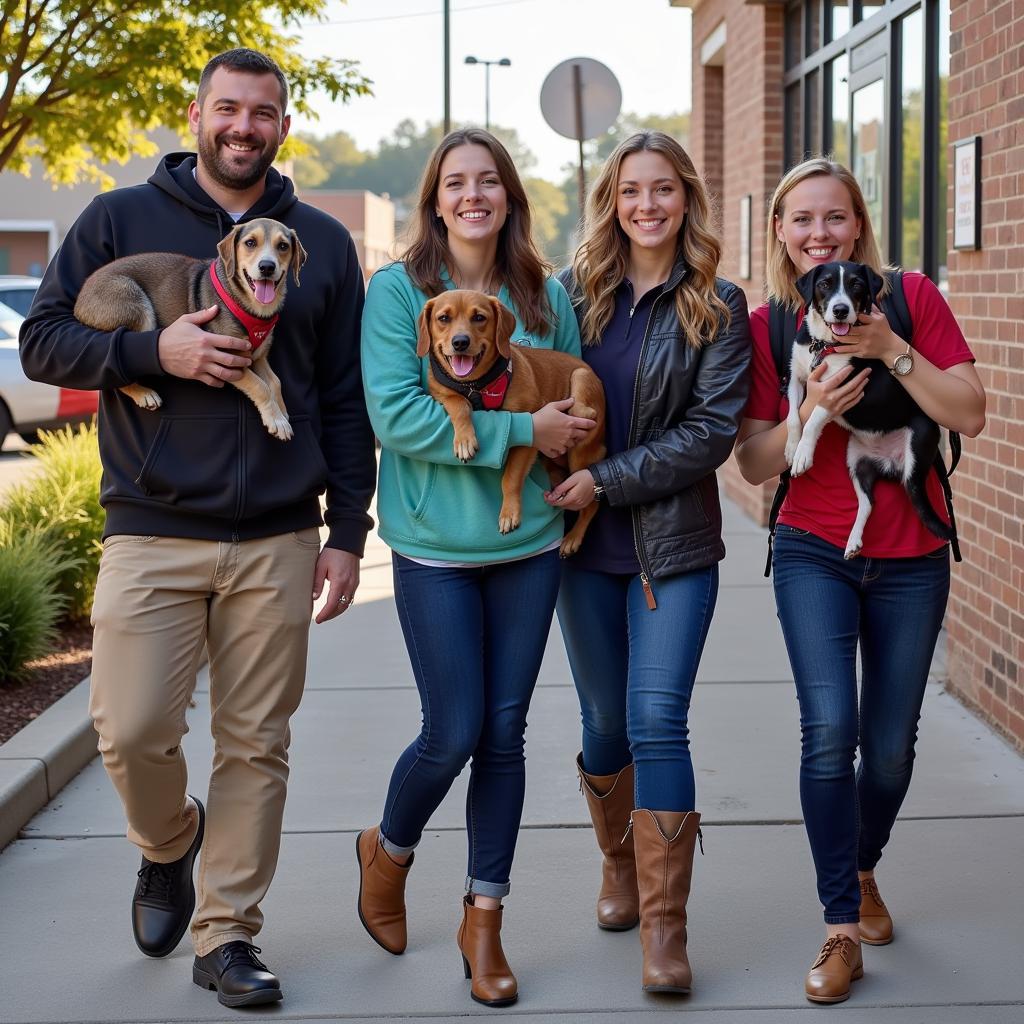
[547,131,751,996]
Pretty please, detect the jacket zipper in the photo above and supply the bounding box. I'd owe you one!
[627,287,670,610]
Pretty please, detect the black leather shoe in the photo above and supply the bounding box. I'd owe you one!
[132,796,205,957]
[193,942,283,1007]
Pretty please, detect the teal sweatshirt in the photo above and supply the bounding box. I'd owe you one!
[361,263,582,562]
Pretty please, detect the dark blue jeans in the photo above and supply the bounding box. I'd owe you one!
[380,550,561,899]
[772,524,950,923]
[556,563,719,811]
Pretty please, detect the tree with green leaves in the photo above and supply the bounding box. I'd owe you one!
[0,1,370,186]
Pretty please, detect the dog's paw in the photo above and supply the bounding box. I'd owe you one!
[790,443,815,477]
[559,535,582,558]
[128,386,162,410]
[453,433,479,462]
[498,510,521,534]
[269,417,293,441]
[784,437,799,466]
[844,540,863,560]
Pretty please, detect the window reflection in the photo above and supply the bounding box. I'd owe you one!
[830,0,850,41]
[901,7,924,270]
[853,78,885,250]
[830,54,850,167]
[937,0,950,286]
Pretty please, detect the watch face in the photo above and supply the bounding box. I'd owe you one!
[894,353,914,376]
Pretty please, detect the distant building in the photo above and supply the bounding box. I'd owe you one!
[299,190,398,283]
[673,0,1024,747]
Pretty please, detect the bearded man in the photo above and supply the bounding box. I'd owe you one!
[19,48,375,1008]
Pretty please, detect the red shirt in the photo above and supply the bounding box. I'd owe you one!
[746,273,974,558]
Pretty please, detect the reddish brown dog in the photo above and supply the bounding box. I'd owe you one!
[417,289,606,557]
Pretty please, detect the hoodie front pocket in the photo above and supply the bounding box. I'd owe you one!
[242,414,327,519]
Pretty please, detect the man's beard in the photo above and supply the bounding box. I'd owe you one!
[197,127,279,192]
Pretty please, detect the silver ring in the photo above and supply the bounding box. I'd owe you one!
[338,595,350,604]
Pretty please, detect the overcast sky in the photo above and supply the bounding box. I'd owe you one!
[292,0,694,181]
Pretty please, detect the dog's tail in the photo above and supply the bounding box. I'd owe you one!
[904,416,954,542]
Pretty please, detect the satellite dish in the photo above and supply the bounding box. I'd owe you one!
[540,58,622,142]
[540,58,622,216]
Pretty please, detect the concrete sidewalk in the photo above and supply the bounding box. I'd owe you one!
[1,498,1022,1023]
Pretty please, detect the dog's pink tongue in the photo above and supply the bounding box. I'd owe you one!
[254,279,277,304]
[830,322,851,337]
[450,355,475,377]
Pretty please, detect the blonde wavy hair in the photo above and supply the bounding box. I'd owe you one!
[403,128,553,336]
[767,156,890,309]
[571,131,729,348]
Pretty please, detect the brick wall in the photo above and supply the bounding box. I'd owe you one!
[945,0,1024,747]
[688,0,783,524]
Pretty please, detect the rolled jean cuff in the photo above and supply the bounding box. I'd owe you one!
[823,913,860,925]
[466,876,510,899]
[379,829,418,859]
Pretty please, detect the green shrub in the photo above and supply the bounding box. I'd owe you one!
[0,527,73,681]
[0,424,103,620]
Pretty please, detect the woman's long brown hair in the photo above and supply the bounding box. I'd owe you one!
[571,131,729,348]
[403,128,553,336]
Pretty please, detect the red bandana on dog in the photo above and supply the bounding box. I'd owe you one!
[476,366,512,409]
[208,263,279,351]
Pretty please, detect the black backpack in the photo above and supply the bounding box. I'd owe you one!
[763,270,962,577]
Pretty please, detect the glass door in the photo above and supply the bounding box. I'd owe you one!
[849,58,886,252]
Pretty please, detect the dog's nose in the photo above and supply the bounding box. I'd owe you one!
[832,303,850,320]
[258,260,276,278]
[452,333,471,352]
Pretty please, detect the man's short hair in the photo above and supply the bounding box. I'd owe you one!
[197,49,289,115]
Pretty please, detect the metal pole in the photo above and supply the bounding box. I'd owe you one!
[484,63,491,131]
[443,0,451,134]
[573,62,585,219]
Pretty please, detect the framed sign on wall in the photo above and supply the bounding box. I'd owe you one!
[953,136,982,251]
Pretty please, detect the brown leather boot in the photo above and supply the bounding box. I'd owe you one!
[858,876,893,945]
[577,754,639,931]
[356,827,413,955]
[457,895,518,1007]
[804,935,864,1003]
[631,808,701,994]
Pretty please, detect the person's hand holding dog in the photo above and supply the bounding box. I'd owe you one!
[158,305,253,387]
[544,469,597,510]
[802,359,872,420]
[836,303,905,364]
[532,397,597,458]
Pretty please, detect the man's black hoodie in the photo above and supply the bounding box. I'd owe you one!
[20,153,375,554]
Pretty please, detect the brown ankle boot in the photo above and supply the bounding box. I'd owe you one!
[577,754,639,931]
[356,827,413,955]
[631,808,701,994]
[457,895,518,1007]
[858,877,893,945]
[805,935,864,1003]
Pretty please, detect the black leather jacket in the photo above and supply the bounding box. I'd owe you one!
[561,261,752,593]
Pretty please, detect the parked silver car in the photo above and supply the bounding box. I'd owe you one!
[1,300,98,448]
[0,276,42,318]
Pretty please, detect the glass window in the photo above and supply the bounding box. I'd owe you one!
[806,0,822,56]
[829,0,851,41]
[829,54,850,166]
[901,7,924,271]
[806,69,821,156]
[852,77,885,250]
[786,83,804,168]
[859,0,886,24]
[937,0,950,286]
[786,1,803,69]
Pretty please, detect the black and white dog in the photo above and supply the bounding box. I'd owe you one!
[784,260,953,559]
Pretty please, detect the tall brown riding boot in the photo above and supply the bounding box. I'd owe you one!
[631,808,702,994]
[356,826,413,955]
[577,753,639,930]
[456,895,518,1007]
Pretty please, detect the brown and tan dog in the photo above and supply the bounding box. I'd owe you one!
[74,218,306,440]
[418,289,607,557]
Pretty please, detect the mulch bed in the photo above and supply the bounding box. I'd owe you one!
[0,622,93,745]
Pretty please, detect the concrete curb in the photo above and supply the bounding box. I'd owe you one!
[0,676,96,849]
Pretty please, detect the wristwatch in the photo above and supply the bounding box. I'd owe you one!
[890,344,914,377]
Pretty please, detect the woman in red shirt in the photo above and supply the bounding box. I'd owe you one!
[736,157,985,1005]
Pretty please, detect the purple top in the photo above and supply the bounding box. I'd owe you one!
[572,278,667,574]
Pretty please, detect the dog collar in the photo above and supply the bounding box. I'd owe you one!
[209,263,279,351]
[429,351,512,411]
[809,338,840,371]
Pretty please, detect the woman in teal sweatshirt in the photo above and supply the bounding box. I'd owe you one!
[356,128,591,1008]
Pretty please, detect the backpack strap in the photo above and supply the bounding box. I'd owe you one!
[764,299,798,577]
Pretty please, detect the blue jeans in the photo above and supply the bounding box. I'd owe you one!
[772,524,950,923]
[556,563,719,811]
[380,550,560,899]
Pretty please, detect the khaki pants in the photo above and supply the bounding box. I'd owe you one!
[89,530,319,955]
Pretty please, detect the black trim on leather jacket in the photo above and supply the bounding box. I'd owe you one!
[560,260,752,589]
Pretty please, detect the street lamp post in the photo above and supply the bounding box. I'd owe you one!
[464,56,511,131]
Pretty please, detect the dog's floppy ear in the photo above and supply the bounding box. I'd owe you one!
[490,296,516,359]
[865,266,885,306]
[795,266,820,307]
[416,297,437,358]
[217,226,241,281]
[289,230,307,286]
